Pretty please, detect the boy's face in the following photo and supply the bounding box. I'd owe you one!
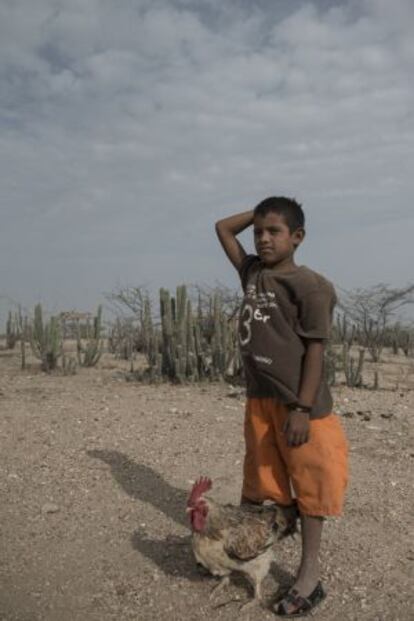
[253,212,304,267]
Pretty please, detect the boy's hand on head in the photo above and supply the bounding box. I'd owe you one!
[284,411,310,447]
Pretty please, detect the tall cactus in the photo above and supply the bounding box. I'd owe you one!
[147,329,162,381]
[6,311,19,349]
[186,299,198,381]
[342,343,365,387]
[17,307,29,370]
[139,285,242,383]
[159,286,189,382]
[175,285,187,381]
[141,296,153,354]
[324,341,337,386]
[194,314,208,378]
[30,304,62,372]
[211,293,224,378]
[160,287,174,379]
[77,305,104,367]
[210,292,241,380]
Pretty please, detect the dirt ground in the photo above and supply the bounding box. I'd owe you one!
[0,345,413,621]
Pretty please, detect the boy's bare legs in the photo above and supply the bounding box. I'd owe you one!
[296,514,323,589]
[289,514,323,598]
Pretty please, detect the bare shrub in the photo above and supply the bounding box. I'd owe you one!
[338,284,414,362]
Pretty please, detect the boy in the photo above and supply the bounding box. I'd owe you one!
[215,197,348,617]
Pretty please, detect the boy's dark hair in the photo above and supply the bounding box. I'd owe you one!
[253,196,304,232]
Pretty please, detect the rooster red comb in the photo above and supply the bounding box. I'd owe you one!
[188,477,212,505]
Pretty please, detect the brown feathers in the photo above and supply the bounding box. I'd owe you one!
[188,479,296,605]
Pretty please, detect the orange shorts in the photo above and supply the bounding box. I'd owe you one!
[242,398,348,517]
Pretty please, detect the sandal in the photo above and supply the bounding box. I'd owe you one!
[273,581,326,617]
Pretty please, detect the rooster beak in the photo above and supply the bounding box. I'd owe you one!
[186,507,192,513]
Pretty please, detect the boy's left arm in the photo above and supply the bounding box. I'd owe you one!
[284,339,325,447]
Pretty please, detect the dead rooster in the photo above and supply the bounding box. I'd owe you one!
[187,477,297,609]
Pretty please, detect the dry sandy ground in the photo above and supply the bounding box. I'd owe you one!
[0,348,413,621]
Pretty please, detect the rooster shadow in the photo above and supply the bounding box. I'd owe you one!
[130,527,214,584]
[130,528,293,596]
[87,449,294,589]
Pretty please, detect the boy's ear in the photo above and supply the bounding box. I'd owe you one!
[292,227,305,247]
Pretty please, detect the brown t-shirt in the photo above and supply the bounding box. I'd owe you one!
[238,255,337,419]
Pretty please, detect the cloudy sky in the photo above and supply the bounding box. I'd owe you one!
[1,0,413,320]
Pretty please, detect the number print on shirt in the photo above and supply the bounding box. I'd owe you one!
[239,304,271,345]
[239,304,253,345]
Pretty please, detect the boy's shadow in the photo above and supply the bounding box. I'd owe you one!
[87,449,294,588]
[87,449,188,526]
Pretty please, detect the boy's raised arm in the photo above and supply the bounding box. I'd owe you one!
[215,210,254,272]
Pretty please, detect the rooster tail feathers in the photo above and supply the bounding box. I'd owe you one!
[274,502,300,539]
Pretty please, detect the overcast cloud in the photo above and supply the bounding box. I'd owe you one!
[1,0,413,319]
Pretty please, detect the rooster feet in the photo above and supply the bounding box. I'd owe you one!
[239,598,261,613]
[209,575,230,599]
[239,582,264,613]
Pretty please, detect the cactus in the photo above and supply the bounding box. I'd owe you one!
[342,344,365,387]
[160,287,174,379]
[175,284,187,382]
[147,329,162,381]
[17,308,28,370]
[194,315,208,377]
[128,285,242,384]
[6,311,19,350]
[77,306,104,367]
[324,341,338,386]
[211,293,224,378]
[186,299,199,381]
[141,296,153,354]
[158,286,189,382]
[30,304,62,372]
